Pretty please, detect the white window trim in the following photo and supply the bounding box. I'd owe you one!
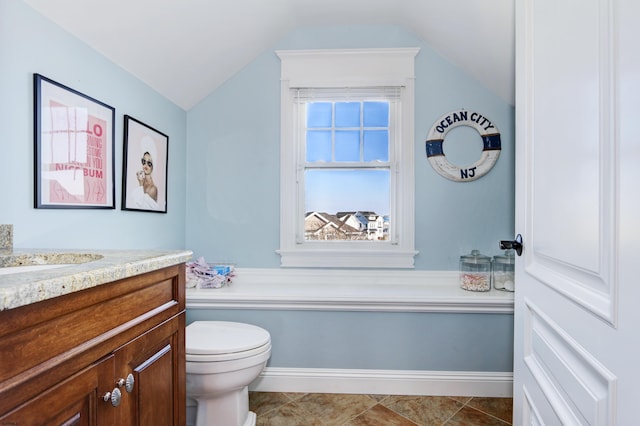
[276,48,420,268]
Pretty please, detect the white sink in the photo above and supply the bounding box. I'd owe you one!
[0,252,103,276]
[0,264,73,275]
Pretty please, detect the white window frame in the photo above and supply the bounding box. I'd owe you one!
[276,48,419,268]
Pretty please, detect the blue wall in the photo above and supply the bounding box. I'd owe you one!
[187,309,514,372]
[184,25,515,373]
[0,0,187,249]
[185,25,515,270]
[1,2,514,375]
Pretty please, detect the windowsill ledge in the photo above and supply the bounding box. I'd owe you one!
[186,268,514,314]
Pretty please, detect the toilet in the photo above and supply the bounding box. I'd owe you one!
[186,321,271,426]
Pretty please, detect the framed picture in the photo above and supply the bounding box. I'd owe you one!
[122,115,168,213]
[34,73,115,208]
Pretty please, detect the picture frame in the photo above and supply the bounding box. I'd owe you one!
[121,115,169,213]
[34,73,115,209]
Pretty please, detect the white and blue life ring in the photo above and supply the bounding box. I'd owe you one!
[425,109,501,182]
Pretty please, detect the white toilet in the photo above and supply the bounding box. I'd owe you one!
[186,321,271,426]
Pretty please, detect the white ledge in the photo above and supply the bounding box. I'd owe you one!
[186,268,514,314]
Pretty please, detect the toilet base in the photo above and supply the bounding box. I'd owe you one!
[244,411,257,426]
[187,405,258,426]
[192,385,254,426]
[187,407,255,426]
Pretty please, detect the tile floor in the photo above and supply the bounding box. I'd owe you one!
[249,392,513,426]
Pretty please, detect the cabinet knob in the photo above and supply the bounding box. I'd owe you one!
[116,373,135,393]
[103,388,122,407]
[125,373,135,393]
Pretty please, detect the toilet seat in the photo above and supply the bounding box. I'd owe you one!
[186,321,271,362]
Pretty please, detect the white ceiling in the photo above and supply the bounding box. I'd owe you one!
[22,0,515,111]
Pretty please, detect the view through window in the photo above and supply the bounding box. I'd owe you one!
[304,100,391,241]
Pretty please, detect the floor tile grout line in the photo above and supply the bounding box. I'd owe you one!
[337,399,379,426]
[467,407,512,425]
[377,395,465,426]
[251,392,297,419]
[440,403,465,425]
[358,402,421,426]
[451,398,511,426]
[437,395,473,425]
[464,397,513,425]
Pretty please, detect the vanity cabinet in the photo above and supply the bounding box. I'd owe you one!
[0,264,186,425]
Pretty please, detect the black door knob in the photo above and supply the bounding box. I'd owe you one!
[500,234,523,256]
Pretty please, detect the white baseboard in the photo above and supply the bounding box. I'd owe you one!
[249,367,513,398]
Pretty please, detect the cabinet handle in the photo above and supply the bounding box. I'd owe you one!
[103,388,122,407]
[125,373,135,393]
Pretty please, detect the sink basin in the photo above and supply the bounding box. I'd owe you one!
[0,252,103,275]
[0,264,74,275]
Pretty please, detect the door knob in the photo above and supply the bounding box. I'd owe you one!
[500,234,523,256]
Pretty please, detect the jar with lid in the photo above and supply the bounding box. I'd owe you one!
[492,250,515,291]
[459,249,491,291]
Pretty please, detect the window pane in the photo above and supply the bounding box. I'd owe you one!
[307,102,332,128]
[335,102,360,127]
[305,169,390,241]
[301,98,394,242]
[306,130,332,162]
[363,102,389,127]
[335,130,360,161]
[363,130,389,162]
[305,169,389,214]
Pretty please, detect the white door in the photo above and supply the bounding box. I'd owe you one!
[513,0,639,425]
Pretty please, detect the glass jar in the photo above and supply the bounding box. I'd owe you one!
[459,249,491,291]
[492,250,515,291]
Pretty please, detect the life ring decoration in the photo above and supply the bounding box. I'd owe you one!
[425,109,501,182]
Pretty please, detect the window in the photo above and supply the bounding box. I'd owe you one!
[302,91,395,242]
[276,48,419,268]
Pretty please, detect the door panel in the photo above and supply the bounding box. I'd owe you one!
[115,317,181,426]
[136,344,174,426]
[0,356,115,426]
[526,0,616,324]
[531,0,603,272]
[515,0,639,424]
[524,303,615,424]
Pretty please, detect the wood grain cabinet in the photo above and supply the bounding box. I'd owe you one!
[0,264,186,425]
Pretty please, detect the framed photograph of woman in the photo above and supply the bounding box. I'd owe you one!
[122,115,168,213]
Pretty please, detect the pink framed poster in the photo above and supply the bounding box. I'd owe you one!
[33,73,115,209]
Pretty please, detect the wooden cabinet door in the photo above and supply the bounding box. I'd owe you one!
[0,356,116,426]
[114,314,185,426]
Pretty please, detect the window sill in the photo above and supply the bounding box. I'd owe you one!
[186,268,514,314]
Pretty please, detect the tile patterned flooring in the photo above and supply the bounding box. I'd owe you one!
[249,392,513,426]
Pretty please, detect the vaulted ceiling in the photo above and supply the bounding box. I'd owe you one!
[22,0,514,110]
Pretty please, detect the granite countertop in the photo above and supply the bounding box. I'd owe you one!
[0,249,193,311]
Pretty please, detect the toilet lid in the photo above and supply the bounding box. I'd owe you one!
[186,321,271,355]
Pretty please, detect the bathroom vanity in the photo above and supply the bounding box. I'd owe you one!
[0,249,192,425]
